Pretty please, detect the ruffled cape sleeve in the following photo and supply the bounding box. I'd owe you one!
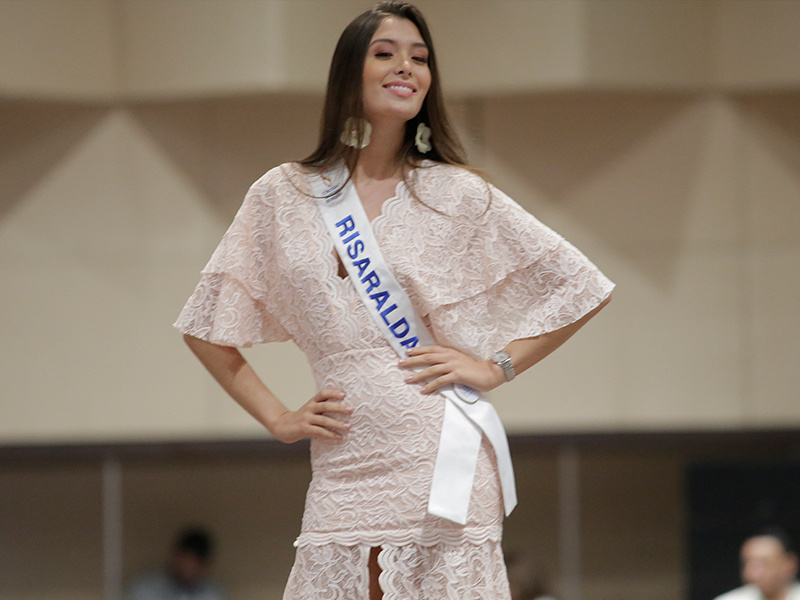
[173,168,291,347]
[384,165,614,359]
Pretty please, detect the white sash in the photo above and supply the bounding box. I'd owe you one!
[311,165,517,525]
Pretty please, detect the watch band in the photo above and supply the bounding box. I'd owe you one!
[491,350,516,382]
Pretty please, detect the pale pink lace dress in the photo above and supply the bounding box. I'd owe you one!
[175,162,614,599]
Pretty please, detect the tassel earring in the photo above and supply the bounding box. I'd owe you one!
[415,122,432,154]
[340,118,372,149]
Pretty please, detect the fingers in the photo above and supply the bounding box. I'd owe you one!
[312,388,347,402]
[308,414,350,438]
[305,388,353,439]
[418,375,454,394]
[311,389,353,414]
[399,346,468,393]
[402,344,445,359]
[412,369,459,394]
[273,388,353,443]
[403,362,451,385]
[399,345,495,393]
[399,345,452,369]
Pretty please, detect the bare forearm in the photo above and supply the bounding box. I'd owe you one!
[183,334,287,433]
[500,295,612,381]
[182,334,352,443]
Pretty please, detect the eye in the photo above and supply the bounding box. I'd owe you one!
[374,51,392,59]
[412,55,429,65]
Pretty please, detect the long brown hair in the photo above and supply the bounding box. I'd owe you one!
[299,1,470,173]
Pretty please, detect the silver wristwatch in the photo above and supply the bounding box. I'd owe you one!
[491,350,516,382]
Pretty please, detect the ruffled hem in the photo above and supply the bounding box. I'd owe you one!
[284,535,511,600]
[174,271,290,347]
[293,524,503,548]
[423,255,614,359]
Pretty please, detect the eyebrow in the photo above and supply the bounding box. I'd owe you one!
[369,38,428,49]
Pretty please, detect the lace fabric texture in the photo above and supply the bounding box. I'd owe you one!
[285,540,511,600]
[174,162,614,599]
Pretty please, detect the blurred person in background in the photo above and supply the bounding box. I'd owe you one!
[714,527,800,600]
[126,527,226,600]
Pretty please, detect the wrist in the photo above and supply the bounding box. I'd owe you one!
[487,360,506,389]
[258,396,289,435]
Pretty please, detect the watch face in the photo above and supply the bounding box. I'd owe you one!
[493,351,510,364]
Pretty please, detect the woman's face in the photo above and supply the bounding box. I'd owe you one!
[362,16,431,126]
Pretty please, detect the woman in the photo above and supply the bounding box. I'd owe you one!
[175,2,614,599]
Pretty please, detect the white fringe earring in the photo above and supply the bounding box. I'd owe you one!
[415,122,432,154]
[340,118,372,149]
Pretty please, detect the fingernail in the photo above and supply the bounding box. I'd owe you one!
[398,359,406,366]
[404,375,414,383]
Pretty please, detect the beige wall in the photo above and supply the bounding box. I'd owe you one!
[0,0,118,100]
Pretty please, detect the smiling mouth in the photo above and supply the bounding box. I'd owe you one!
[384,84,416,93]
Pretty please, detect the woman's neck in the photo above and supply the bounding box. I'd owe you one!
[354,119,406,182]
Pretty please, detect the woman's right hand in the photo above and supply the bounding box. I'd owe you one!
[270,388,353,444]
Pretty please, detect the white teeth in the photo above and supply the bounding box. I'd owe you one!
[386,85,413,92]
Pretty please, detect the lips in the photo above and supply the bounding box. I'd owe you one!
[384,82,416,97]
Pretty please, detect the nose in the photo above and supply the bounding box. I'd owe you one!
[395,56,412,76]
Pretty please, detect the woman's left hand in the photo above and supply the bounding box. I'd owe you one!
[399,345,504,394]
